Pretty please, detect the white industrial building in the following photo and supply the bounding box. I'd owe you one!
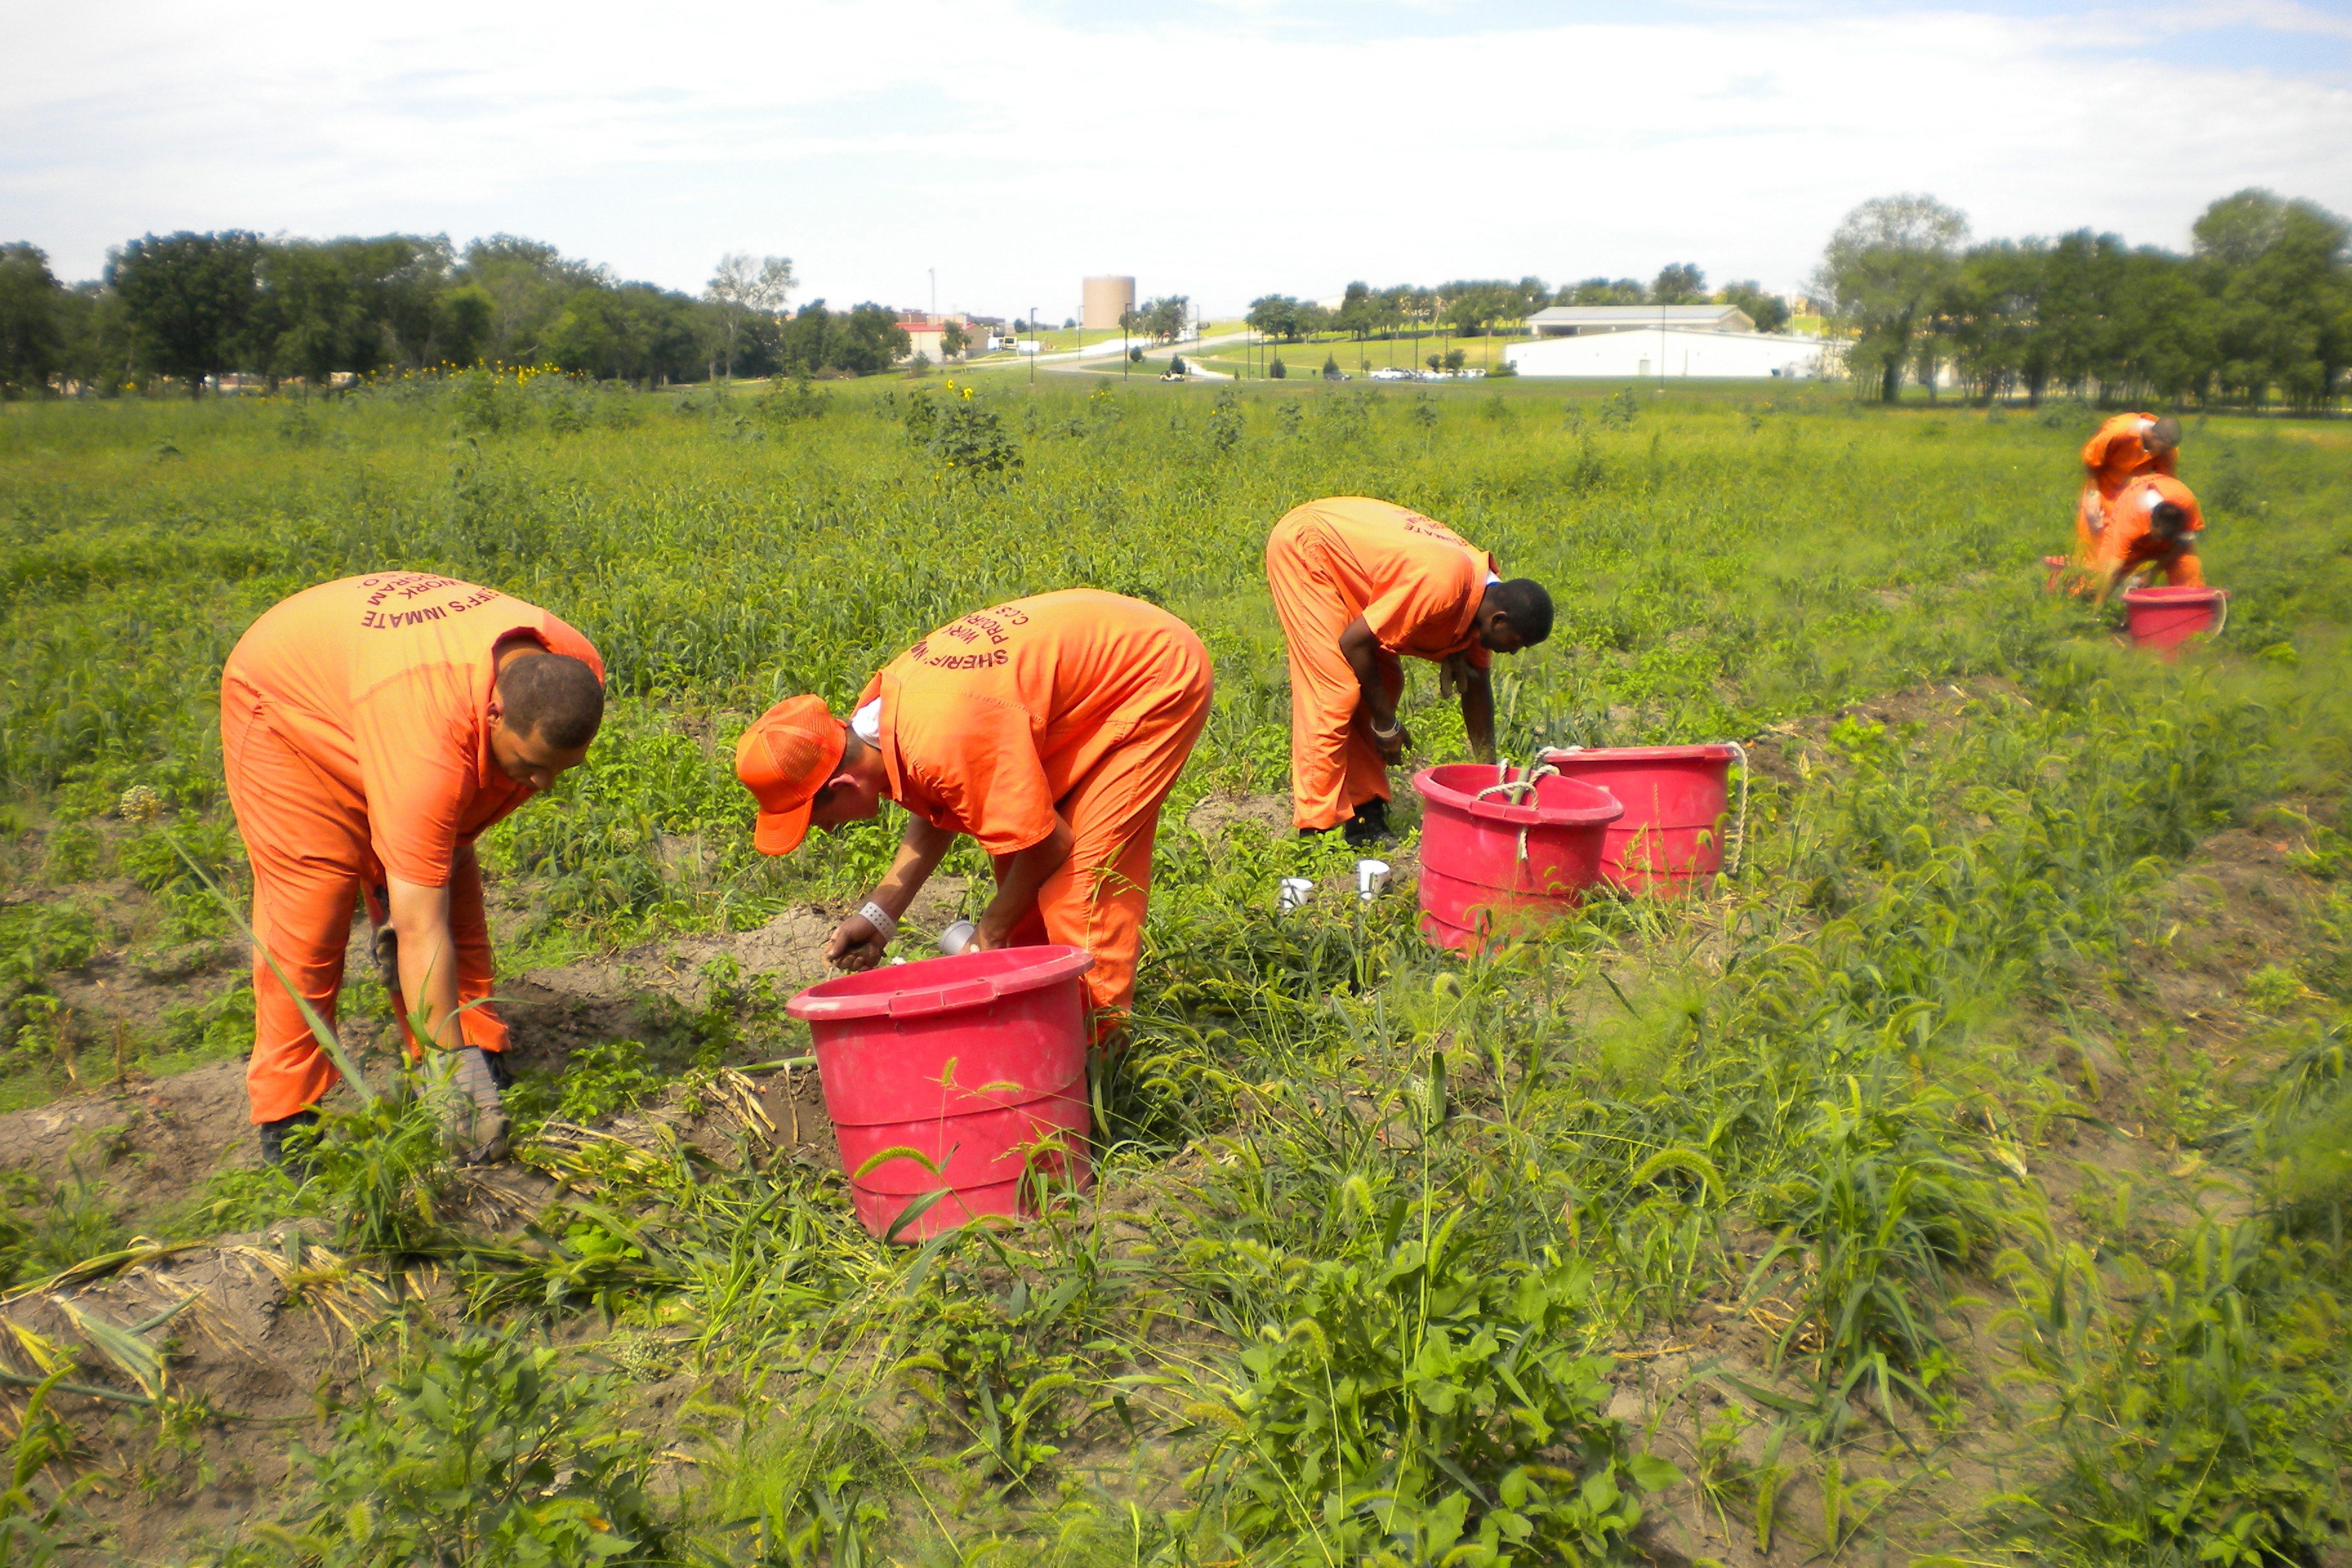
[1525,304,1755,337]
[1507,304,1824,379]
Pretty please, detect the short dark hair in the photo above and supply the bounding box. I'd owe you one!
[2148,415,2182,448]
[2150,500,2191,537]
[1491,578,1554,645]
[498,652,604,749]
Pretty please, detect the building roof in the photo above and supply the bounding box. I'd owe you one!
[1527,304,1754,331]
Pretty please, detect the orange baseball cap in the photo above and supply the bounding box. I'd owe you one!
[735,696,846,856]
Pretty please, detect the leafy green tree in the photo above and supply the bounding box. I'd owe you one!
[1335,281,1377,342]
[705,253,795,377]
[1715,280,1789,334]
[435,286,495,367]
[1815,194,1968,403]
[1138,295,1189,340]
[1651,263,1707,304]
[1247,295,1305,341]
[2193,189,2351,408]
[830,303,910,376]
[0,244,64,397]
[941,320,968,357]
[1947,240,2050,403]
[453,235,602,366]
[108,230,263,394]
[255,240,378,386]
[1440,281,1516,337]
[1560,277,1647,306]
[779,300,832,376]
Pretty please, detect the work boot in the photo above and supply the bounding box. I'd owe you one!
[424,1047,511,1165]
[1343,799,1394,849]
[259,1109,320,1175]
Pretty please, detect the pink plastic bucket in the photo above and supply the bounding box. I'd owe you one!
[1411,763,1622,952]
[785,945,1095,1241]
[1538,745,1739,894]
[2122,585,2226,659]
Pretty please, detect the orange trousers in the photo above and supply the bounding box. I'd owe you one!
[987,660,1211,1033]
[1267,523,1407,832]
[220,675,509,1125]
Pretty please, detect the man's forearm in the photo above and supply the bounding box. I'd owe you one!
[870,820,957,917]
[1462,672,1496,762]
[389,900,464,1051]
[982,819,1073,935]
[1344,646,1393,726]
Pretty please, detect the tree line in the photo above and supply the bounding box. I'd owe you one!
[1242,271,1793,346]
[1817,188,2352,407]
[0,233,912,396]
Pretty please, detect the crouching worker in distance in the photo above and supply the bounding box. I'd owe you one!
[1266,496,1553,847]
[2077,411,2182,564]
[221,574,605,1165]
[734,589,1211,1039]
[2093,474,2207,602]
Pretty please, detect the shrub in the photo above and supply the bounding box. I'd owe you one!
[271,1331,671,1567]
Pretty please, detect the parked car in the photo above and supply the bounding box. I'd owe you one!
[1369,366,1413,380]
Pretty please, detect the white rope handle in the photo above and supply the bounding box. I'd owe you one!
[2212,593,2228,640]
[1471,759,1560,864]
[1724,740,1750,877]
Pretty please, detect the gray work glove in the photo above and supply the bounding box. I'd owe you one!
[424,1046,511,1164]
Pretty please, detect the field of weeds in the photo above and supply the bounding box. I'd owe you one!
[1,369,2349,1565]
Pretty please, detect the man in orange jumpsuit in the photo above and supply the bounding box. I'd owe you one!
[734,589,1210,1034]
[2092,474,2206,601]
[1265,496,1553,846]
[2077,413,2181,561]
[221,573,605,1164]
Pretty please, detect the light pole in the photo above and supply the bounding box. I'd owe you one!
[1030,305,1037,387]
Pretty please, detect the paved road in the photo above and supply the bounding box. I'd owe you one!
[963,329,1252,374]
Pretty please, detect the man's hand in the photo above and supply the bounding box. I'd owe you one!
[1371,720,1412,764]
[825,913,889,971]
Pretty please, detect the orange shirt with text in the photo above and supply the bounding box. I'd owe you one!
[222,573,605,887]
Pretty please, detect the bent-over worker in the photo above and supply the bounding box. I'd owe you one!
[2093,474,2206,602]
[2078,412,2181,562]
[1265,496,1553,846]
[734,589,1211,1035]
[221,574,605,1164]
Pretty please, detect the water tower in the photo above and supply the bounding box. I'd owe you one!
[1083,276,1136,331]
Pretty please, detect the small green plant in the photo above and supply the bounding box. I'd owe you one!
[266,1331,671,1567]
[1206,389,1243,455]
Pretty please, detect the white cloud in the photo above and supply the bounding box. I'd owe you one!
[3,0,2347,312]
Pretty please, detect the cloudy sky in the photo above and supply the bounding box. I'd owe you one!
[6,0,2349,317]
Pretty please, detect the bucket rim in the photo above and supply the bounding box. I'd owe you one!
[787,943,1096,1022]
[2121,585,2226,606]
[1412,764,1625,827]
[1540,743,1740,765]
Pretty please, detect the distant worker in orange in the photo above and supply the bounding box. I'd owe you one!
[221,574,605,1165]
[2077,412,2182,562]
[2092,473,2206,602]
[734,590,1210,1035]
[1266,496,1553,846]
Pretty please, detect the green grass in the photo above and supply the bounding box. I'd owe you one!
[3,371,2351,1563]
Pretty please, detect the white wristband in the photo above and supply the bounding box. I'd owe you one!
[1370,716,1400,740]
[859,901,898,942]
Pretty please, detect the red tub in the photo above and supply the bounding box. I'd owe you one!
[2122,585,2226,659]
[785,945,1095,1242]
[1539,744,1741,894]
[1412,763,1622,952]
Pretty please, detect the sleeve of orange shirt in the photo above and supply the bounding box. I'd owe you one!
[1360,552,1480,657]
[353,666,476,887]
[2081,423,2119,479]
[897,695,1059,856]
